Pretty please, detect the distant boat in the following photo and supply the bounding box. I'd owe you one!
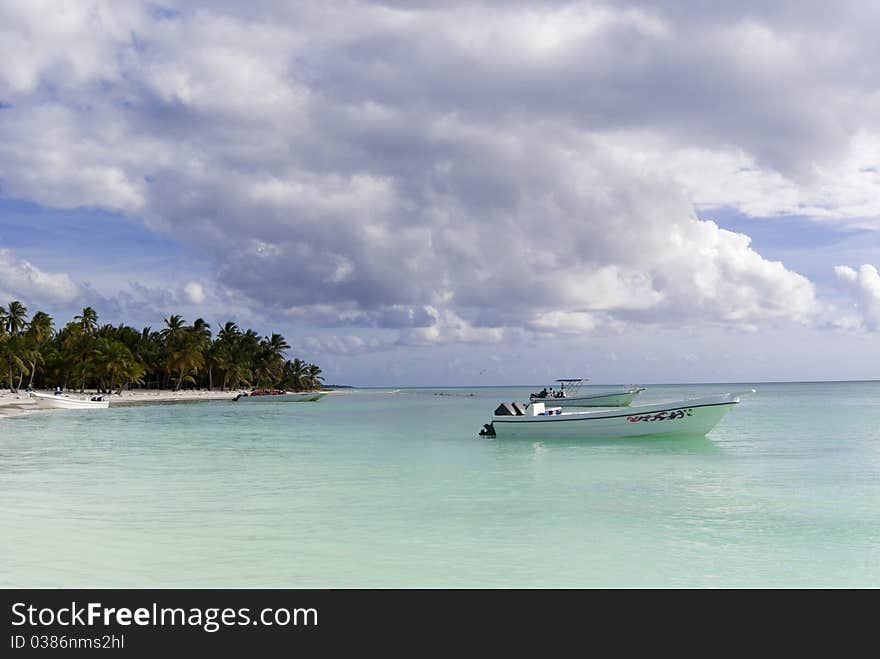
[480,391,752,439]
[29,391,109,410]
[530,378,645,407]
[233,390,327,402]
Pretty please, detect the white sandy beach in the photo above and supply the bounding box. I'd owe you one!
[0,391,34,417]
[0,388,400,418]
[0,389,239,417]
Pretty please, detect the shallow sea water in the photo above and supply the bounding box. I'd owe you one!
[2,382,879,587]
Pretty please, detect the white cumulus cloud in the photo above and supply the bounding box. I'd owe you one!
[0,248,81,305]
[834,264,880,330]
[6,0,875,347]
[183,281,206,305]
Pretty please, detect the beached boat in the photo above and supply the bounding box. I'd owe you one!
[480,391,752,439]
[28,391,110,410]
[233,390,327,402]
[530,379,645,407]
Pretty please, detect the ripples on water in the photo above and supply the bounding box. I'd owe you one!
[1,382,879,587]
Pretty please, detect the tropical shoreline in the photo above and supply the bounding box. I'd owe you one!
[1,301,327,416]
[0,387,405,417]
[0,388,263,416]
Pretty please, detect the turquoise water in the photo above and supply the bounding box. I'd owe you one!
[2,382,879,587]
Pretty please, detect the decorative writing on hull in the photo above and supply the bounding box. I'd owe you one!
[627,408,693,423]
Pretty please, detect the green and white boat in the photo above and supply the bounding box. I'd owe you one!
[233,390,327,402]
[481,391,753,439]
[530,378,645,407]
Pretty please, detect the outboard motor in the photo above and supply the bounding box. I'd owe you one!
[479,423,496,437]
[494,402,516,416]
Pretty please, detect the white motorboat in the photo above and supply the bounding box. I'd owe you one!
[233,390,327,402]
[480,391,753,439]
[29,391,110,410]
[530,379,644,407]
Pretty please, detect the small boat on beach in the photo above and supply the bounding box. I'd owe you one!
[28,391,110,410]
[233,389,327,402]
[530,378,645,407]
[479,391,753,439]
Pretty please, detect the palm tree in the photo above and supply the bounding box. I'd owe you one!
[160,315,186,342]
[74,306,98,334]
[217,321,239,340]
[132,327,161,388]
[212,322,241,390]
[27,311,54,342]
[282,358,309,391]
[253,333,290,387]
[228,329,260,389]
[191,318,212,388]
[167,330,206,391]
[94,339,145,393]
[159,315,188,388]
[0,301,325,394]
[265,333,290,359]
[305,363,324,391]
[25,311,53,388]
[223,361,252,391]
[4,300,28,334]
[1,301,30,391]
[2,334,32,392]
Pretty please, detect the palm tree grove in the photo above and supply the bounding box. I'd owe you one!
[0,301,323,394]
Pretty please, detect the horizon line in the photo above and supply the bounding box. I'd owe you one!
[341,378,880,388]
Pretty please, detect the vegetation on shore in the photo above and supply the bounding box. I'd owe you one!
[0,301,323,394]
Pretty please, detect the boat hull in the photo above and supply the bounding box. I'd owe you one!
[490,393,739,439]
[234,392,327,402]
[529,388,644,407]
[29,392,109,409]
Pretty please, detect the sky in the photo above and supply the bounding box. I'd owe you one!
[2,1,880,385]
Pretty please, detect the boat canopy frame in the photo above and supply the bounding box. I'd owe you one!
[554,378,588,395]
[531,378,588,399]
